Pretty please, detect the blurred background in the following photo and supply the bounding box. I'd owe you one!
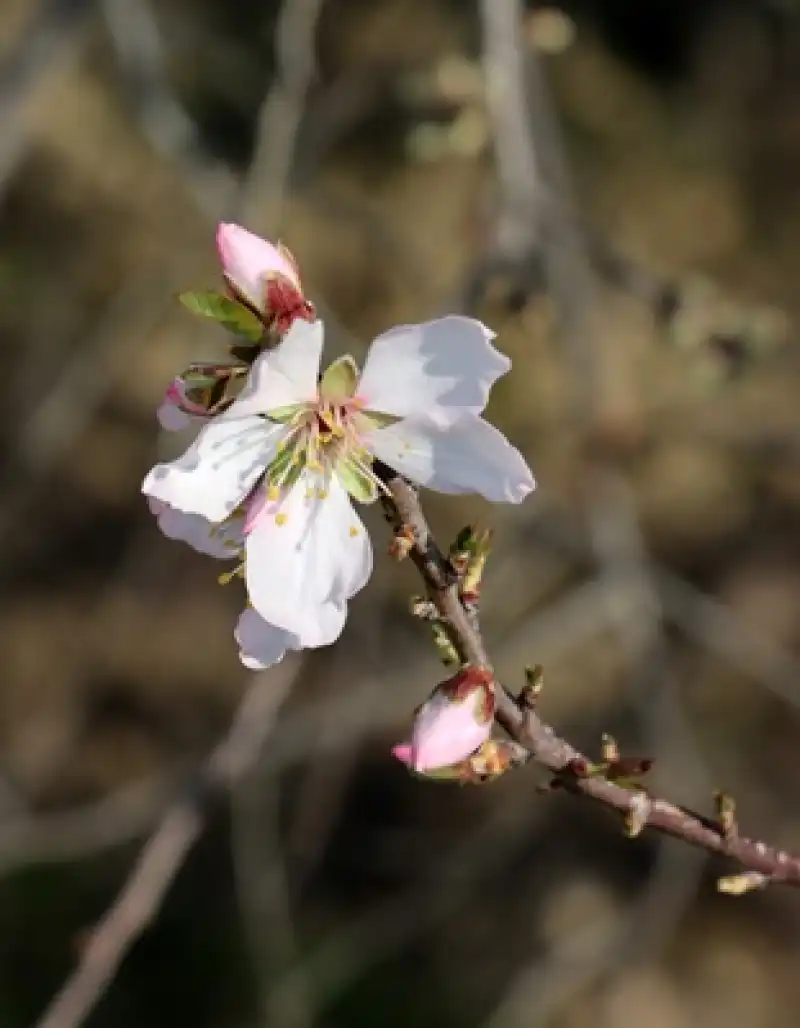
[3,0,800,1025]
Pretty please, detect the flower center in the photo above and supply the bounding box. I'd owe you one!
[262,393,387,506]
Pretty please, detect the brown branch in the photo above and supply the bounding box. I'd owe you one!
[384,475,800,889]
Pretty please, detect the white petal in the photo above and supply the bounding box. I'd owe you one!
[244,474,372,638]
[231,319,323,417]
[357,316,510,422]
[235,608,292,669]
[142,414,283,522]
[217,222,300,310]
[369,415,535,503]
[148,497,244,558]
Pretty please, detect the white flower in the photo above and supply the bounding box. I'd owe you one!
[142,315,534,646]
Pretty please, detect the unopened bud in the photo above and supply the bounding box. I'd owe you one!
[392,669,496,773]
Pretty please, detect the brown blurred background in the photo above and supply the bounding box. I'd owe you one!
[3,0,800,1025]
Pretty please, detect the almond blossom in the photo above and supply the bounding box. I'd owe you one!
[142,314,534,651]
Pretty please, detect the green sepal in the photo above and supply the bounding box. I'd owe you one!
[266,445,306,492]
[265,404,304,423]
[319,355,359,400]
[337,454,378,504]
[358,409,403,430]
[178,290,264,342]
[410,762,467,783]
[181,362,248,413]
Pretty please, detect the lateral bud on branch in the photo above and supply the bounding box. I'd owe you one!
[410,595,439,620]
[519,664,544,708]
[449,524,493,605]
[717,870,771,896]
[431,622,460,666]
[714,790,738,840]
[623,791,652,838]
[389,525,416,561]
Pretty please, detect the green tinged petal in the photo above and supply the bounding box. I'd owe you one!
[178,290,264,342]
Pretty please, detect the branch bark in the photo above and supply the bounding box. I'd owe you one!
[384,475,800,889]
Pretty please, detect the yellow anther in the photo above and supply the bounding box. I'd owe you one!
[267,484,280,501]
[349,526,359,537]
[317,488,328,500]
[275,513,288,526]
[307,459,323,471]
[305,488,315,499]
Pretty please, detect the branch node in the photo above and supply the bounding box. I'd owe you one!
[623,791,652,838]
[601,733,620,763]
[519,663,544,708]
[389,525,416,561]
[410,595,439,620]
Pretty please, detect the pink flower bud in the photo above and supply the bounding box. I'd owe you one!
[394,667,496,772]
[216,222,315,331]
[157,377,210,432]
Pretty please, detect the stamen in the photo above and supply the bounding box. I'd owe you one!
[218,562,244,585]
[275,513,288,526]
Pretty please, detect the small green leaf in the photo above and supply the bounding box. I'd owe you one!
[178,291,264,342]
[319,355,359,400]
[337,455,378,504]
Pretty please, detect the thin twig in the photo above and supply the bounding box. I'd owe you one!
[0,774,171,876]
[238,0,325,228]
[0,0,93,195]
[31,670,298,1028]
[384,475,800,887]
